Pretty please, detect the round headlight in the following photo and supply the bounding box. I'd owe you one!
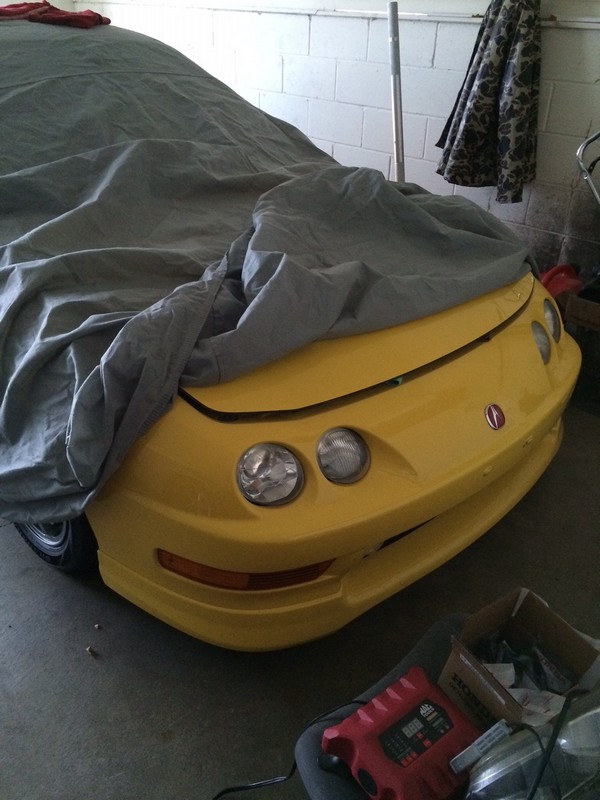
[237,444,303,506]
[317,428,370,484]
[544,299,562,343]
[532,321,551,364]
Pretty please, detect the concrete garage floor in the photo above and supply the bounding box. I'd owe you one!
[1,365,599,800]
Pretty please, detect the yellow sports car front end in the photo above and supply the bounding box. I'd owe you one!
[85,273,580,650]
[3,25,581,653]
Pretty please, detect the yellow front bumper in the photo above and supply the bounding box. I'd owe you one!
[98,417,562,650]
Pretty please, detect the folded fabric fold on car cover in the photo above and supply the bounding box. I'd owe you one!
[0,23,531,523]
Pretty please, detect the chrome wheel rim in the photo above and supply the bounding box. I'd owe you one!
[21,521,69,550]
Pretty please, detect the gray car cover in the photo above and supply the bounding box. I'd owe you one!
[0,23,531,522]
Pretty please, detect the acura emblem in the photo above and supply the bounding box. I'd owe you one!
[485,404,505,430]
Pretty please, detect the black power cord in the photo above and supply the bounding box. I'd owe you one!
[522,726,563,800]
[210,762,297,800]
[524,688,588,800]
[208,700,366,800]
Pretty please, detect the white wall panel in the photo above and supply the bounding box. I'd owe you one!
[308,97,364,144]
[309,15,369,59]
[283,53,336,98]
[79,1,600,268]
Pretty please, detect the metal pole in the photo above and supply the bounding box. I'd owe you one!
[388,1,405,182]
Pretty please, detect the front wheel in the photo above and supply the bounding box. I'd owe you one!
[15,515,98,574]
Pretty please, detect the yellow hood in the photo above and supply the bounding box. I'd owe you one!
[182,273,534,414]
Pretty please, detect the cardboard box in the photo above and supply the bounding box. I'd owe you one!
[564,293,600,331]
[438,588,600,729]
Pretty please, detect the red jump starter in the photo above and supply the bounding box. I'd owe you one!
[321,666,481,800]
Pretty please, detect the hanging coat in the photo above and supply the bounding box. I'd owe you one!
[436,0,541,203]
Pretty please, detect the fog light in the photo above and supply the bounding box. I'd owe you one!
[317,428,370,484]
[467,691,600,800]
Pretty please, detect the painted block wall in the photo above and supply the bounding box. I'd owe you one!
[81,3,600,271]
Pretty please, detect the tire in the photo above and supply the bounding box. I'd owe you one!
[15,515,98,574]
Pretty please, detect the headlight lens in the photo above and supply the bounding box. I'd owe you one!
[237,444,303,506]
[532,321,551,364]
[544,299,562,342]
[317,428,370,484]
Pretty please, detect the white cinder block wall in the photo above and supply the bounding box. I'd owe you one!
[79,2,600,271]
